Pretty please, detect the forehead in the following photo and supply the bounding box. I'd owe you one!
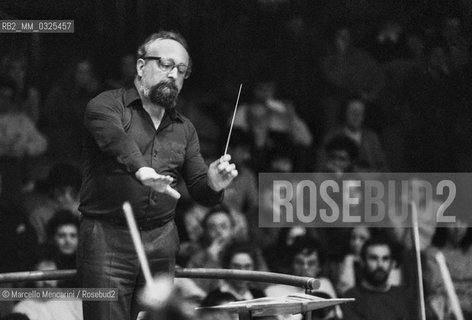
[366,245,391,257]
[347,101,365,112]
[294,251,318,261]
[57,224,78,233]
[146,39,189,64]
[231,253,253,264]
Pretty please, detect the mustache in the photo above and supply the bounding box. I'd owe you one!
[158,80,178,90]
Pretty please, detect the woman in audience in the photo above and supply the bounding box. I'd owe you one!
[205,242,265,301]
[424,221,472,320]
[335,225,371,295]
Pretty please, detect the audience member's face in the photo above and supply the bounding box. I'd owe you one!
[230,253,254,271]
[228,252,255,289]
[292,251,320,277]
[137,39,189,108]
[54,224,78,255]
[350,226,371,256]
[35,260,58,288]
[363,245,393,287]
[206,212,233,242]
[326,149,351,173]
[345,100,365,131]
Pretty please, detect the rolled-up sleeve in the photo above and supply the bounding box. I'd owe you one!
[182,122,223,206]
[84,92,147,173]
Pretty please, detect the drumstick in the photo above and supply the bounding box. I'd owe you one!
[123,202,154,286]
[411,202,426,320]
[224,83,243,155]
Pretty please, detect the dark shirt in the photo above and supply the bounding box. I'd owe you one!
[79,86,222,222]
[342,285,415,320]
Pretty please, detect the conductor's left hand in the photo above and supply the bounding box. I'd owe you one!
[207,154,238,192]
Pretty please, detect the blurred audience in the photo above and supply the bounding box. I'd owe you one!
[233,78,312,172]
[41,58,101,163]
[21,162,81,244]
[12,254,82,320]
[0,54,40,123]
[320,96,388,172]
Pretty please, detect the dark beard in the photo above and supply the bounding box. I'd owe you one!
[149,80,179,109]
[364,268,389,287]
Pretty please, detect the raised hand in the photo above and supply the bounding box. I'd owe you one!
[207,154,238,192]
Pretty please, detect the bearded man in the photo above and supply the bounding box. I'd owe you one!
[342,237,416,320]
[78,31,238,320]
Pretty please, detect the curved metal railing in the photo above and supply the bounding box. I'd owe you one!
[0,268,320,290]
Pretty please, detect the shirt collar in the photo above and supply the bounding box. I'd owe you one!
[124,85,183,122]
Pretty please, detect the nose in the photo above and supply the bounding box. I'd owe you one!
[167,66,179,79]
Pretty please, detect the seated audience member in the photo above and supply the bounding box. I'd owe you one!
[265,237,341,320]
[321,96,388,172]
[12,255,82,320]
[232,78,312,171]
[46,210,79,288]
[335,225,372,295]
[23,163,82,244]
[0,54,40,123]
[267,140,297,173]
[342,237,414,320]
[321,26,385,104]
[318,135,359,174]
[206,242,266,301]
[265,227,309,273]
[47,210,79,270]
[187,205,236,293]
[424,222,472,320]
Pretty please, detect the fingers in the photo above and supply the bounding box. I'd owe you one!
[152,175,173,184]
[216,154,237,177]
[164,185,181,199]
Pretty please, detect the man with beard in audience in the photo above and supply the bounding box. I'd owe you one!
[342,237,415,320]
[78,31,238,320]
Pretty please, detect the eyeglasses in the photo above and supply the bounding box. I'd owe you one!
[141,56,191,79]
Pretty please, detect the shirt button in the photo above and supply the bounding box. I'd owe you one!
[153,150,158,158]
